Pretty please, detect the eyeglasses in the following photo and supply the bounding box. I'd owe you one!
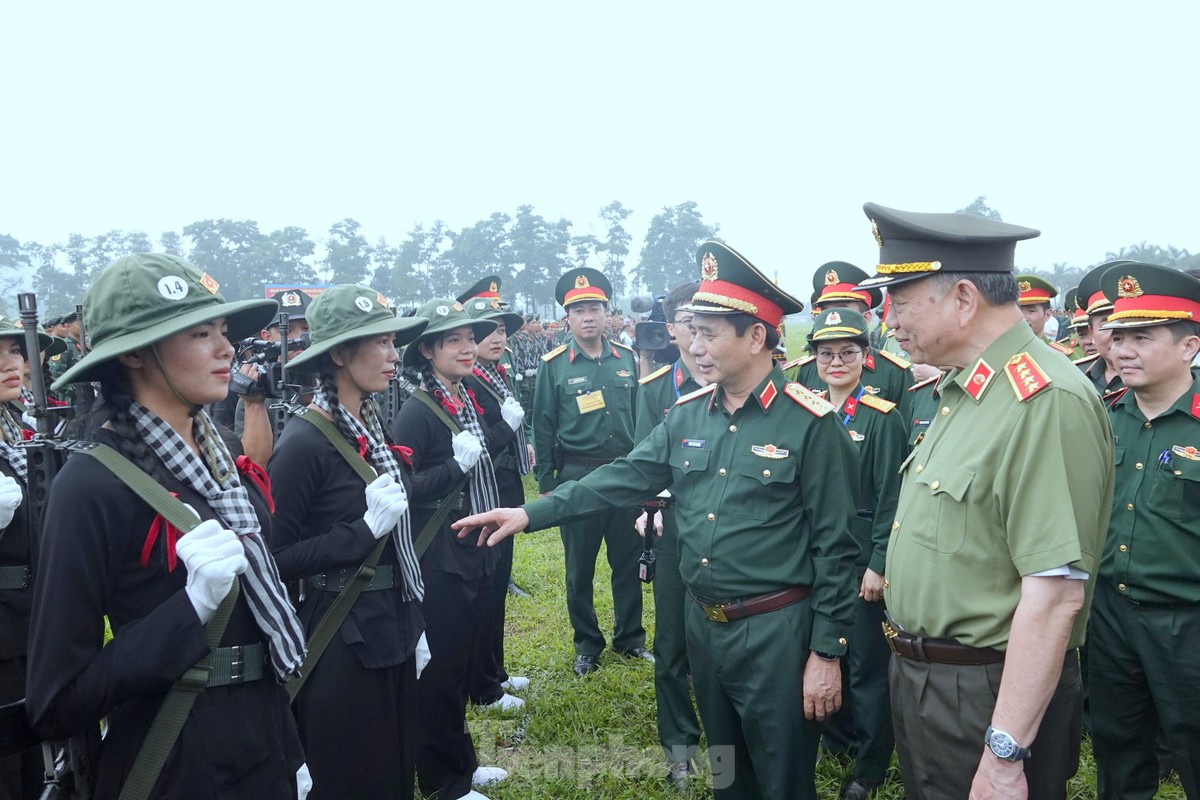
[815,348,864,364]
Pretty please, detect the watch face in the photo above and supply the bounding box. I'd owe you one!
[989,731,1017,758]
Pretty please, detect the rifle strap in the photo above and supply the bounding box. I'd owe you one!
[409,388,463,435]
[78,445,240,800]
[287,409,467,701]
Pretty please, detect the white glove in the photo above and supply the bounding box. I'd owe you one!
[175,520,248,624]
[296,762,313,800]
[414,631,431,679]
[501,396,525,432]
[362,474,408,540]
[0,476,22,529]
[452,430,483,472]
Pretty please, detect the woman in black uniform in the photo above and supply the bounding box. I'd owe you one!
[391,299,519,800]
[26,254,310,799]
[267,284,429,800]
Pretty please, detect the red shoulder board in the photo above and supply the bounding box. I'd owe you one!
[1192,393,1200,420]
[783,382,835,417]
[1105,387,1130,409]
[964,358,996,402]
[1048,339,1074,355]
[1004,353,1053,402]
[675,384,717,406]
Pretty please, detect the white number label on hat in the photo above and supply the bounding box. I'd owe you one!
[354,297,373,312]
[158,277,189,300]
[436,305,450,316]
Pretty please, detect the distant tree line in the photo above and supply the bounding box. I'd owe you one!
[0,201,721,317]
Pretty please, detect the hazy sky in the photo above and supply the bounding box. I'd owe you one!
[4,2,1198,296]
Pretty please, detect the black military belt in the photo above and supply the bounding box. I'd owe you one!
[0,565,30,590]
[640,497,673,510]
[562,454,617,469]
[692,585,811,624]
[206,643,267,687]
[308,565,396,593]
[494,452,518,471]
[415,492,466,512]
[882,616,1005,666]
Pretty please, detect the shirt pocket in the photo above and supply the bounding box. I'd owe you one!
[669,447,710,478]
[734,456,797,521]
[907,459,975,553]
[1148,453,1200,523]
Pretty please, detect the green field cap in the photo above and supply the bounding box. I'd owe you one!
[0,315,53,358]
[287,284,429,373]
[402,298,497,368]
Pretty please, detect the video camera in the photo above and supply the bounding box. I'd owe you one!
[230,334,310,399]
[633,295,679,363]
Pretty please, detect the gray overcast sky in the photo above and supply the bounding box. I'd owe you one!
[3,1,1198,296]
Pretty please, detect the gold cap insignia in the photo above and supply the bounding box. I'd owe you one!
[871,219,884,248]
[453,302,464,312]
[1018,280,1032,293]
[12,320,22,329]
[282,291,301,307]
[377,293,389,308]
[825,311,842,326]
[489,281,498,292]
[1118,276,1143,299]
[701,252,719,281]
[824,269,839,286]
[575,275,589,289]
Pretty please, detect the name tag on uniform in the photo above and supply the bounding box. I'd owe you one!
[577,390,607,414]
[682,439,705,449]
[567,376,587,386]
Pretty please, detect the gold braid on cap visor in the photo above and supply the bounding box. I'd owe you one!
[874,261,942,274]
[1107,308,1194,321]
[690,291,758,316]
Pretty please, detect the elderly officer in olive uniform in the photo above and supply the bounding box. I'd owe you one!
[455,241,859,800]
[634,280,705,787]
[784,262,914,408]
[858,202,1113,799]
[532,267,648,675]
[1086,263,1200,799]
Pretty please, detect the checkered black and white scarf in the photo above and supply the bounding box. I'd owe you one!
[0,407,26,483]
[310,388,423,602]
[420,369,500,516]
[129,403,306,680]
[473,362,531,476]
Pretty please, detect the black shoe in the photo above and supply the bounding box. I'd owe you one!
[573,654,599,676]
[507,581,532,598]
[615,646,656,663]
[667,759,697,790]
[839,778,879,800]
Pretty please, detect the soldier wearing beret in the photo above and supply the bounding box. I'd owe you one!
[860,203,1113,799]
[454,241,859,800]
[1087,263,1200,799]
[532,267,648,675]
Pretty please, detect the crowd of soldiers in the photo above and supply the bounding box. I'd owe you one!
[0,201,1196,800]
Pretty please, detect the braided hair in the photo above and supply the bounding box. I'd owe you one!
[93,361,166,481]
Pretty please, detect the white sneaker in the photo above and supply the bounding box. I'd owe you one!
[480,692,525,713]
[461,791,492,800]
[471,766,509,787]
[500,676,530,691]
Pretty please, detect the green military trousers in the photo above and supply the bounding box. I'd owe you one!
[685,596,820,800]
[828,583,894,784]
[557,463,645,657]
[654,508,701,761]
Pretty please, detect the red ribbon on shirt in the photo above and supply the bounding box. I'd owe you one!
[235,455,275,513]
[465,387,485,416]
[141,492,183,572]
[390,444,413,465]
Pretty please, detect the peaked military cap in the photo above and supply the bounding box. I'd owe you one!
[808,308,870,344]
[684,240,803,328]
[59,310,79,324]
[462,285,524,340]
[1078,260,1134,316]
[267,288,313,325]
[1064,287,1089,330]
[555,267,611,308]
[1015,274,1058,306]
[813,261,882,310]
[457,275,504,304]
[1100,262,1200,330]
[859,202,1040,288]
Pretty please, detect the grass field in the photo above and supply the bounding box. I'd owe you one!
[461,481,1185,799]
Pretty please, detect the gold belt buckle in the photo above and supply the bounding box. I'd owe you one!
[881,621,902,656]
[704,604,730,623]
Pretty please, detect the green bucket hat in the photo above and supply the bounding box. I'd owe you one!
[286,284,429,373]
[52,253,277,389]
[401,298,497,369]
[0,315,54,358]
[462,296,524,340]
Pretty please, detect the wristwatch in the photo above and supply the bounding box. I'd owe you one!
[984,726,1030,762]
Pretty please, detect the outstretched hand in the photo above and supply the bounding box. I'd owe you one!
[452,507,531,547]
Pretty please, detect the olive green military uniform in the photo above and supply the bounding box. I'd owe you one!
[635,360,703,765]
[45,337,78,402]
[532,334,645,657]
[525,365,859,800]
[785,348,915,416]
[886,322,1113,798]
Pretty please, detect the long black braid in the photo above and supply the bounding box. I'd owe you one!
[318,360,357,449]
[93,362,167,481]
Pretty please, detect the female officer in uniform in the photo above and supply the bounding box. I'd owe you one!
[267,284,429,800]
[26,253,309,799]
[808,308,907,800]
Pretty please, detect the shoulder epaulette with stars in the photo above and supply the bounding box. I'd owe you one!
[1047,339,1074,355]
[860,394,897,414]
[611,339,635,352]
[877,349,912,369]
[675,383,717,405]
[908,373,940,392]
[1073,353,1101,367]
[541,344,567,362]
[639,363,671,385]
[782,354,815,370]
[1004,353,1053,402]
[783,382,834,417]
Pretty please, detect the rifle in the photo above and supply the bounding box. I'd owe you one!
[74,304,88,357]
[15,293,98,800]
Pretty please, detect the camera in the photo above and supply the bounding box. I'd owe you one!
[230,335,310,399]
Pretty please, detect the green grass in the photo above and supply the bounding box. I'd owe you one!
[464,476,1185,799]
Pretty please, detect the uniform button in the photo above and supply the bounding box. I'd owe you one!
[683,460,690,469]
[707,513,716,521]
[940,406,950,416]
[915,465,924,473]
[1143,421,1152,429]
[1119,544,1128,552]
[838,637,848,646]
[700,558,710,567]
[1118,583,1127,591]
[729,425,737,432]
[1135,462,1143,470]
[930,480,940,490]
[1126,503,1134,511]
[762,469,771,478]
[892,521,899,530]
[1175,470,1184,476]
[718,468,727,476]
[605,411,610,416]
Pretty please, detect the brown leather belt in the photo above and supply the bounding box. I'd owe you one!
[562,454,618,469]
[882,616,1005,665]
[692,585,811,623]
